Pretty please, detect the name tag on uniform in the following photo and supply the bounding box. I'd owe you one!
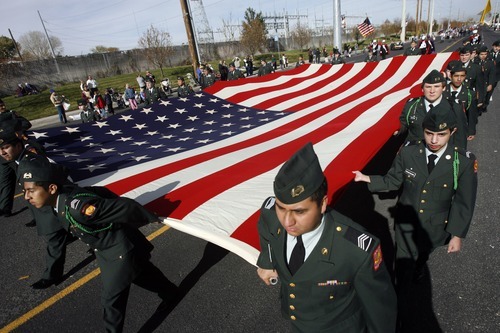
[404,169,416,178]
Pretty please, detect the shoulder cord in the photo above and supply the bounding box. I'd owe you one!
[406,97,421,126]
[65,193,113,234]
[453,151,459,190]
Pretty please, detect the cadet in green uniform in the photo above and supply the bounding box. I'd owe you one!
[478,45,496,113]
[443,63,478,149]
[256,143,396,333]
[353,105,477,331]
[0,99,32,216]
[0,120,70,289]
[459,45,486,108]
[176,76,193,98]
[257,59,273,77]
[227,63,245,81]
[200,66,216,89]
[396,70,454,144]
[18,155,178,333]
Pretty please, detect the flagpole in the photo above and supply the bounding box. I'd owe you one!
[400,0,407,42]
[333,0,342,52]
[428,0,435,36]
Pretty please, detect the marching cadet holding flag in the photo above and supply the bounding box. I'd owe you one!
[0,119,71,290]
[353,105,478,331]
[18,155,179,333]
[256,143,396,333]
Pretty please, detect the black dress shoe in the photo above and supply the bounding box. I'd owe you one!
[31,278,59,289]
[0,209,12,217]
[25,219,37,227]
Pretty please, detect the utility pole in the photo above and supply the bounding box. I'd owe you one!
[428,0,435,36]
[180,0,200,77]
[333,0,342,52]
[400,0,407,42]
[37,10,60,74]
[8,29,23,63]
[416,0,420,37]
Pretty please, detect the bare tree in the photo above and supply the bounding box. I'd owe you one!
[91,45,119,53]
[138,25,174,77]
[240,8,267,55]
[220,16,241,42]
[290,21,312,50]
[18,31,62,60]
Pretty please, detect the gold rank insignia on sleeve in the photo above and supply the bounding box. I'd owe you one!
[372,244,383,271]
[474,160,478,173]
[82,204,96,217]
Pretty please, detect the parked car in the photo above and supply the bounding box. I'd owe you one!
[390,41,404,50]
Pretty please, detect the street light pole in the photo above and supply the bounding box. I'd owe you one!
[333,0,342,52]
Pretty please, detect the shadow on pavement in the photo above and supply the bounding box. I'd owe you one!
[137,242,228,332]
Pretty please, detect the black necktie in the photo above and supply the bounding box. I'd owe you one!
[288,236,305,275]
[451,91,458,101]
[427,154,437,174]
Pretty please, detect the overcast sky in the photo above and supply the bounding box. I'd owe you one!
[2,0,489,56]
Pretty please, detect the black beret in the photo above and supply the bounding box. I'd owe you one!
[422,104,457,132]
[229,62,235,67]
[478,45,489,53]
[18,154,69,185]
[447,60,466,74]
[459,45,472,54]
[493,40,500,47]
[422,70,445,84]
[177,76,184,81]
[273,142,325,204]
[0,119,22,146]
[77,99,86,106]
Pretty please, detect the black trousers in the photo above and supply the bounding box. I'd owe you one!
[98,252,176,333]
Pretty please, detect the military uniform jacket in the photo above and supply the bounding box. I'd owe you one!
[399,97,452,143]
[0,110,32,132]
[490,50,500,82]
[144,87,160,105]
[177,84,193,97]
[463,61,486,104]
[227,69,244,81]
[368,143,477,249]
[330,56,345,65]
[404,47,420,56]
[56,185,159,294]
[257,198,396,333]
[444,85,478,139]
[200,73,215,89]
[479,58,496,87]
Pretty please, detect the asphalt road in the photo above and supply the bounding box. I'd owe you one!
[1,30,499,333]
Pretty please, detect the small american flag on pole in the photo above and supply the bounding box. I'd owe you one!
[30,53,457,265]
[358,17,375,37]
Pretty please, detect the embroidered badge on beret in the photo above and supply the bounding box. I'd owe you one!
[291,185,305,198]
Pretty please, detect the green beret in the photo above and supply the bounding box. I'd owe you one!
[273,142,325,204]
[422,70,445,84]
[422,104,457,132]
[18,155,69,185]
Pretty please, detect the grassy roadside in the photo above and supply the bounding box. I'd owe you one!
[2,49,334,121]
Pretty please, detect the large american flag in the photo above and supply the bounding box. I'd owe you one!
[357,17,375,37]
[30,53,457,265]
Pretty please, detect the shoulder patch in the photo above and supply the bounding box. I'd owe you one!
[263,197,276,210]
[344,227,375,252]
[372,244,383,271]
